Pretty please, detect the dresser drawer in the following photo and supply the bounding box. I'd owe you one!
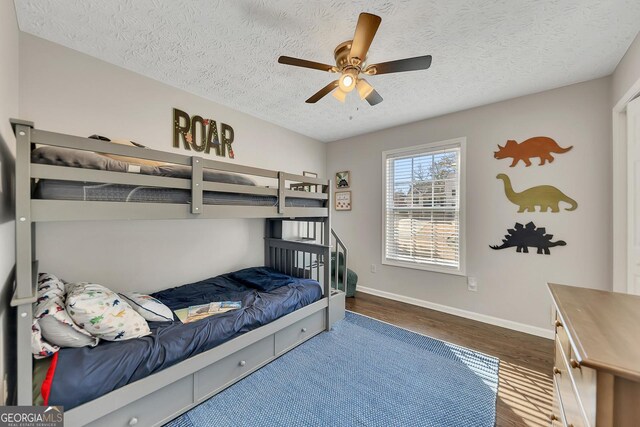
[555,314,572,359]
[274,309,324,355]
[567,346,597,426]
[552,379,568,427]
[84,375,193,427]
[194,334,275,401]
[554,339,588,427]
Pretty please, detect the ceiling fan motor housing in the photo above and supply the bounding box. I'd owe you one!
[334,40,365,71]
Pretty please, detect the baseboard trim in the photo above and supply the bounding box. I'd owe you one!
[356,286,554,340]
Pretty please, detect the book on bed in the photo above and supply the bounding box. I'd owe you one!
[174,301,242,324]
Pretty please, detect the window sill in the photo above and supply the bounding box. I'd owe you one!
[381,258,466,277]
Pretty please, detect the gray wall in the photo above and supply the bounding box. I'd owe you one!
[19,33,326,294]
[612,31,640,105]
[0,0,19,405]
[327,77,612,334]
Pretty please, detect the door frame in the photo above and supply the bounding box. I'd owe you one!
[613,77,640,293]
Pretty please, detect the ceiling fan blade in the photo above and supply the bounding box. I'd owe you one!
[366,89,383,106]
[365,55,432,75]
[349,13,382,63]
[306,80,340,103]
[278,56,337,72]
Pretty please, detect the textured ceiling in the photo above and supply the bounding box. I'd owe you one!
[14,0,640,142]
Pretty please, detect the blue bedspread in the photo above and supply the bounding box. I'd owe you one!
[47,267,322,410]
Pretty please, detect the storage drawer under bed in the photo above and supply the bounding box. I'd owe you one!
[83,375,193,427]
[194,334,275,402]
[275,309,324,355]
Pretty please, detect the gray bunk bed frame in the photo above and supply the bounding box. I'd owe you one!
[10,119,346,427]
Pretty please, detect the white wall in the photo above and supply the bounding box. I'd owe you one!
[327,77,611,335]
[0,0,19,405]
[19,33,326,294]
[612,32,640,105]
[611,33,640,293]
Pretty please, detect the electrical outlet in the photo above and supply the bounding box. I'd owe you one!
[467,276,478,292]
[370,264,377,273]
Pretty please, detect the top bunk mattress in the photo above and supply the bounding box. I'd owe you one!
[31,145,324,207]
[32,145,257,185]
[43,267,322,410]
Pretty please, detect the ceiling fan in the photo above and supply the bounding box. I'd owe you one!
[278,12,432,106]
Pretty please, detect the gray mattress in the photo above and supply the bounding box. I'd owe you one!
[31,145,323,207]
[35,180,323,207]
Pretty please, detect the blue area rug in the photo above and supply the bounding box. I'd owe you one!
[166,311,499,427]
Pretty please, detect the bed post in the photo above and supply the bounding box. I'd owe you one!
[324,183,332,331]
[11,119,36,406]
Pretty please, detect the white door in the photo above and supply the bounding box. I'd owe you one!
[627,96,640,294]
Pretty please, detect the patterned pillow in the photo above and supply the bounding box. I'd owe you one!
[31,273,98,359]
[119,292,174,322]
[66,283,151,341]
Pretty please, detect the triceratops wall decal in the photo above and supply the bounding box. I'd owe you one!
[490,222,566,254]
[494,136,572,167]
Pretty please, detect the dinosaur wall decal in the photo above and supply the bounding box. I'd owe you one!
[494,136,572,167]
[490,222,566,254]
[496,174,578,212]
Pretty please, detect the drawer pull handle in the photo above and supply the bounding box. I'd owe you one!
[301,327,307,333]
[129,417,139,426]
[554,319,563,328]
[553,367,561,375]
[569,359,580,369]
[239,360,246,367]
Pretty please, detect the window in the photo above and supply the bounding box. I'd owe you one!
[382,138,465,275]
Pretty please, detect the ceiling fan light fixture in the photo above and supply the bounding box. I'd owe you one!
[332,88,347,103]
[338,72,356,92]
[356,79,374,100]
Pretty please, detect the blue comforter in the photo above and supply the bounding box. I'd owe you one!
[47,267,322,410]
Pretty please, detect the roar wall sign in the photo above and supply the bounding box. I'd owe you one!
[173,108,235,159]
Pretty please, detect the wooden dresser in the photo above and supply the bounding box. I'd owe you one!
[548,283,640,427]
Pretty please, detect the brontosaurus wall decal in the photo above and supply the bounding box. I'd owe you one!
[490,221,566,254]
[494,136,572,167]
[496,174,578,212]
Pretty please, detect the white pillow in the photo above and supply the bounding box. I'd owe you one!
[39,314,97,348]
[66,283,151,341]
[119,292,174,322]
[32,273,98,358]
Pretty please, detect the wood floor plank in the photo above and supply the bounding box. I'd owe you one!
[346,292,554,427]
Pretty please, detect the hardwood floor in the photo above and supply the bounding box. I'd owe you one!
[346,292,554,427]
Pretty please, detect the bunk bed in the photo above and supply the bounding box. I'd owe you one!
[10,119,347,427]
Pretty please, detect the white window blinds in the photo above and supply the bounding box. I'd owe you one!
[383,140,464,273]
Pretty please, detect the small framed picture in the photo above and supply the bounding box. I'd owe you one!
[336,171,350,189]
[335,191,352,211]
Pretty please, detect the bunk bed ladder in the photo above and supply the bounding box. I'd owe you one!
[330,229,348,294]
[294,221,348,295]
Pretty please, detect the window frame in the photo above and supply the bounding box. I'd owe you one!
[380,137,467,276]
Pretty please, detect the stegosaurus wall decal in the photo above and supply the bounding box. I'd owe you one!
[490,221,566,255]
